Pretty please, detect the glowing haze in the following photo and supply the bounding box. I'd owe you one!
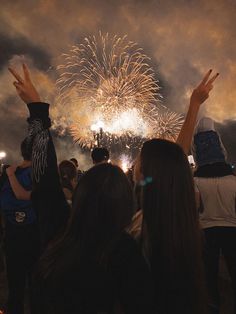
[1,0,236,165]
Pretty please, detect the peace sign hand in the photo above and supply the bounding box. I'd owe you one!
[190,69,219,106]
[8,63,41,104]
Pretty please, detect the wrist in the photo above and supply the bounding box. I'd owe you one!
[7,174,15,178]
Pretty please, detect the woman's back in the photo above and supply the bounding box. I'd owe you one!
[35,232,154,314]
[34,164,155,314]
[136,139,206,314]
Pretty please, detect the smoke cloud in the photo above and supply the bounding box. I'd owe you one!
[1,0,236,166]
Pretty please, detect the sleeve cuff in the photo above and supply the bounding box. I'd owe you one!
[27,102,50,120]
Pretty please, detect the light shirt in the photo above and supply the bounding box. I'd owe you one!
[194,175,236,229]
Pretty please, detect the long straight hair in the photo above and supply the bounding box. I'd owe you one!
[37,163,134,280]
[140,139,206,314]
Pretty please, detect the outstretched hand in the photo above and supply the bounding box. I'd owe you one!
[190,69,219,106]
[8,63,41,104]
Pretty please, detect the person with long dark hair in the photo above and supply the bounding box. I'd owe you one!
[136,139,206,314]
[129,71,219,314]
[34,163,155,313]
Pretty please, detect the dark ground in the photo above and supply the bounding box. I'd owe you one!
[0,255,234,313]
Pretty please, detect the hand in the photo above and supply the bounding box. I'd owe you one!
[6,165,17,177]
[190,69,219,106]
[8,63,41,104]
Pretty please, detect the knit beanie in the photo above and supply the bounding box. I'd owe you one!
[192,117,227,167]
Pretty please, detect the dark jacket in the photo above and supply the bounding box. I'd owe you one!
[26,103,70,249]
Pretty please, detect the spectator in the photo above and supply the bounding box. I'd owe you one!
[70,157,83,181]
[91,147,109,165]
[0,139,40,314]
[8,64,70,250]
[193,117,236,314]
[129,70,219,314]
[136,139,206,314]
[34,163,155,314]
[58,160,77,205]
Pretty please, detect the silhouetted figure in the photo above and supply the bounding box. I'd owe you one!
[0,139,40,314]
[34,164,155,314]
[91,147,109,165]
[59,160,77,205]
[193,117,236,314]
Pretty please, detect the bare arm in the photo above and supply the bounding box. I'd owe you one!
[6,166,31,200]
[176,70,219,155]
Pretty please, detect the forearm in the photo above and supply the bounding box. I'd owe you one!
[176,101,200,155]
[8,174,31,200]
[27,102,58,186]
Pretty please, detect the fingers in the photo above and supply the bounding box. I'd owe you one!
[8,67,24,84]
[13,81,22,91]
[9,64,32,84]
[200,69,212,86]
[206,84,213,93]
[23,63,31,81]
[206,72,219,85]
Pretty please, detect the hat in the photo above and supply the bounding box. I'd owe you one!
[192,117,227,167]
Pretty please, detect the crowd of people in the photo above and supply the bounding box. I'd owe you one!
[0,64,235,314]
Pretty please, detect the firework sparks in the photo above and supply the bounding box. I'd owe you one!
[54,32,183,153]
[157,110,184,141]
[120,154,132,173]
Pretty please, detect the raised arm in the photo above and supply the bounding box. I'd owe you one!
[8,64,58,187]
[6,165,31,200]
[176,69,219,155]
[9,64,69,247]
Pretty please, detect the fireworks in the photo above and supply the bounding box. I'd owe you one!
[157,110,184,141]
[120,154,132,173]
[54,32,183,153]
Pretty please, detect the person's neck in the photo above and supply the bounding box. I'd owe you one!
[19,160,32,168]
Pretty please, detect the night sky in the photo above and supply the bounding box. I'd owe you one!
[1,0,236,167]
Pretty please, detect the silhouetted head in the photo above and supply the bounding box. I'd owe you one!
[91,147,109,165]
[37,162,135,299]
[20,138,32,161]
[71,163,133,246]
[138,139,196,244]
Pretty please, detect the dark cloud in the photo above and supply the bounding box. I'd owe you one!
[0,32,51,71]
[1,0,236,164]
